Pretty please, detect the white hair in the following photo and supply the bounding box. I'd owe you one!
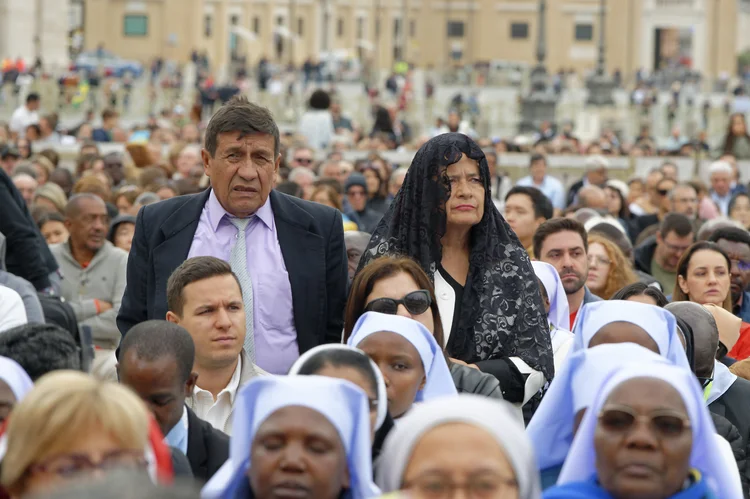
[289,167,317,183]
[708,160,733,176]
[585,155,609,171]
[390,167,408,183]
[181,144,201,156]
[11,173,36,184]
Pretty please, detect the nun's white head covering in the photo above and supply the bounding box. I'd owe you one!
[527,344,669,471]
[532,261,570,331]
[288,344,389,430]
[0,356,32,401]
[348,312,458,402]
[202,376,381,499]
[376,394,541,499]
[571,301,690,369]
[558,363,742,499]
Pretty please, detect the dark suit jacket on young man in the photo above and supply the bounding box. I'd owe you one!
[116,188,348,357]
[186,406,229,482]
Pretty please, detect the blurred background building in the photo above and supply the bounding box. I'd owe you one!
[78,0,750,80]
[0,0,69,68]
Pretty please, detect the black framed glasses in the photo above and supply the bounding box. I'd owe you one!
[598,404,691,439]
[364,290,432,316]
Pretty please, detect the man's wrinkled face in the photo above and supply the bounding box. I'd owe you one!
[202,132,279,218]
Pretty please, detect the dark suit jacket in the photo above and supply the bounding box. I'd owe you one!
[186,406,229,482]
[0,169,58,290]
[116,189,348,353]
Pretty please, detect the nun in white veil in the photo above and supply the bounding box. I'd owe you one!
[376,394,541,499]
[527,344,670,489]
[570,301,691,370]
[202,376,381,499]
[546,364,742,499]
[532,261,574,372]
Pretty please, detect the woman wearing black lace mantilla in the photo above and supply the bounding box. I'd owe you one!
[357,133,554,403]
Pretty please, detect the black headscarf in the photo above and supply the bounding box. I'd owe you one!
[358,133,554,380]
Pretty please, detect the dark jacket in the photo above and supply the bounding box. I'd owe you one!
[711,412,748,497]
[0,169,58,290]
[710,376,750,454]
[450,363,504,399]
[169,447,194,478]
[347,208,382,234]
[634,236,658,275]
[565,179,584,208]
[186,406,229,483]
[117,189,348,354]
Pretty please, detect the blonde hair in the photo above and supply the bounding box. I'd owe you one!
[587,234,638,299]
[1,371,150,492]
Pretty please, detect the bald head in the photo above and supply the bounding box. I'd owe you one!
[65,193,105,219]
[578,185,607,210]
[665,302,718,379]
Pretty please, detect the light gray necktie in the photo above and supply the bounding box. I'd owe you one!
[228,217,255,362]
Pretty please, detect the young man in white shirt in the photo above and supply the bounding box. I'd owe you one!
[9,93,40,140]
[166,256,265,435]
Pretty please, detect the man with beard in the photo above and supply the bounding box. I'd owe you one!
[709,227,750,359]
[50,194,127,380]
[533,218,601,326]
[634,213,694,296]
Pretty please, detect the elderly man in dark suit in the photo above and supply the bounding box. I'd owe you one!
[117,96,348,374]
[118,320,229,482]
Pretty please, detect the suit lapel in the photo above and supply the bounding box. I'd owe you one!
[270,191,326,352]
[152,191,210,319]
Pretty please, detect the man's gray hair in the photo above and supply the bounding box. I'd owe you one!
[585,154,609,171]
[289,167,317,183]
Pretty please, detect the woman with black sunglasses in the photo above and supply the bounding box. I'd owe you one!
[344,256,504,403]
[544,363,741,499]
[356,133,553,404]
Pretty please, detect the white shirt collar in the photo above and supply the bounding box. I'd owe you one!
[193,355,243,404]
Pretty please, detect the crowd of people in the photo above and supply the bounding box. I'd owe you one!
[2,79,750,499]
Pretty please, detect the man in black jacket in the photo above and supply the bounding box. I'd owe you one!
[118,320,229,483]
[0,168,59,293]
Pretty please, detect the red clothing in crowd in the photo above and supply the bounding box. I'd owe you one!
[728,322,750,360]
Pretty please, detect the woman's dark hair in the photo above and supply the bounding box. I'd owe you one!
[36,211,65,230]
[672,241,733,311]
[361,164,387,200]
[604,185,631,220]
[610,282,668,307]
[309,89,331,111]
[295,348,378,395]
[344,256,445,346]
[728,192,750,217]
[723,113,750,156]
[372,107,394,135]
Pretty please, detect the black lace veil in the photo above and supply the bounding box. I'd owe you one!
[357,133,554,380]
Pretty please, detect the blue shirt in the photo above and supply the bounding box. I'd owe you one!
[516,175,566,210]
[737,291,750,324]
[165,406,188,455]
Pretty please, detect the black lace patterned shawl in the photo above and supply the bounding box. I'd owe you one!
[357,133,554,380]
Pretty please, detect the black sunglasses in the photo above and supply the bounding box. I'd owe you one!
[364,290,431,316]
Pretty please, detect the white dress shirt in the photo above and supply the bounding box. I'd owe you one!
[192,355,242,435]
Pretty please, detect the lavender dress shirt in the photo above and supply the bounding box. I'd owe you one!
[188,190,298,374]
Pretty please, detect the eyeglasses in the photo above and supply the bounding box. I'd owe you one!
[587,255,612,267]
[347,189,367,198]
[29,449,147,478]
[404,474,518,499]
[662,240,692,253]
[364,290,432,316]
[598,405,691,439]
